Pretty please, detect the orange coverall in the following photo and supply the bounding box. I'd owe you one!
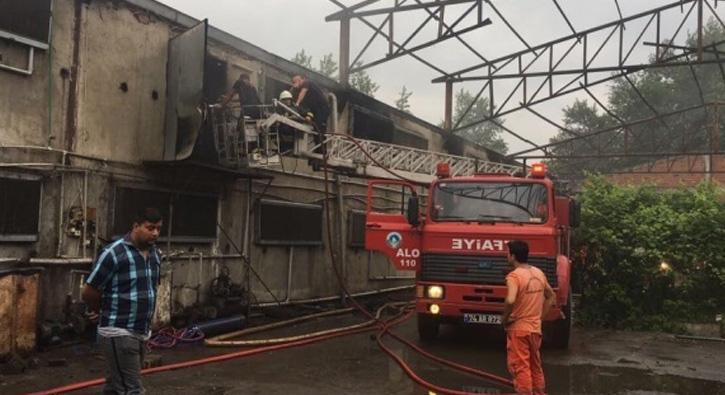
[505,266,549,395]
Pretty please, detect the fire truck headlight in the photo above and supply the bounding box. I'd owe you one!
[429,304,440,315]
[426,285,444,299]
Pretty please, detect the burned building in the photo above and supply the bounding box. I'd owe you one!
[0,0,516,353]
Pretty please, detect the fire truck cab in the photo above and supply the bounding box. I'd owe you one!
[365,163,580,348]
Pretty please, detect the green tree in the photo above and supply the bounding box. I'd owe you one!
[350,61,380,97]
[549,20,725,175]
[318,53,338,78]
[548,99,618,177]
[395,86,413,113]
[450,88,508,154]
[573,176,725,331]
[291,49,313,69]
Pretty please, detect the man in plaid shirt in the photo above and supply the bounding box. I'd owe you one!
[82,207,163,394]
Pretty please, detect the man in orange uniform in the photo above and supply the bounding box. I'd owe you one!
[502,240,556,395]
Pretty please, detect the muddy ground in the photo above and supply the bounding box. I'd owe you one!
[2,308,725,395]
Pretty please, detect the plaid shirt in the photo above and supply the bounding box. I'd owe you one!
[86,235,162,335]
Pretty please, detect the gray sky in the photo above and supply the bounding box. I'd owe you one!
[157,0,711,154]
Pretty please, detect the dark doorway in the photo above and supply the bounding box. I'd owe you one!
[204,55,228,103]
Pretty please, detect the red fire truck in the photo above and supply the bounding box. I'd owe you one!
[365,162,579,348]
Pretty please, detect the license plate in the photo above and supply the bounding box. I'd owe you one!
[463,313,501,324]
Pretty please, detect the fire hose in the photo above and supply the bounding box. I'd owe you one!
[315,130,515,394]
[29,131,515,395]
[26,303,412,395]
[205,304,404,347]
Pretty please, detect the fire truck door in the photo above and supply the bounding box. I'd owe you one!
[365,180,422,271]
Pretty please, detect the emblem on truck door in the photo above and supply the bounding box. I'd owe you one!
[386,232,402,248]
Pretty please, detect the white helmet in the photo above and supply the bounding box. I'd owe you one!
[279,90,293,100]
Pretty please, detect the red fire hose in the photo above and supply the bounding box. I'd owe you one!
[29,132,516,395]
[315,134,515,394]
[27,307,412,395]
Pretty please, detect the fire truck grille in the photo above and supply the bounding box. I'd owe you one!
[420,254,558,287]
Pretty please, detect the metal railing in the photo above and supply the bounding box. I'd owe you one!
[318,134,521,178]
[210,104,521,178]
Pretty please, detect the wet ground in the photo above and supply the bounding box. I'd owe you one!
[3,308,725,395]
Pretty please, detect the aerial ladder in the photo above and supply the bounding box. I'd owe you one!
[208,101,521,183]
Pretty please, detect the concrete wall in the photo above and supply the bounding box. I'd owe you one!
[0,0,468,328]
[0,0,74,148]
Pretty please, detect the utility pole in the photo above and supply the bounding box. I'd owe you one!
[444,80,453,132]
[697,0,704,61]
[339,16,351,86]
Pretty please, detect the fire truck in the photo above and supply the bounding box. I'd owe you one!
[365,162,580,348]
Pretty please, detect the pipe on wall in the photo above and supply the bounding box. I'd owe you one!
[335,174,346,300]
[29,258,93,265]
[55,169,65,257]
[327,92,339,134]
[81,171,88,259]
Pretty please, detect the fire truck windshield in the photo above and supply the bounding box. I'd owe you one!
[432,182,549,224]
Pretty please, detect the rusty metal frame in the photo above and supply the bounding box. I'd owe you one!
[327,0,724,169]
[508,102,725,159]
[435,1,725,134]
[328,0,491,78]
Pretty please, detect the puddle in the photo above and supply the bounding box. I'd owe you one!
[387,325,725,395]
[395,361,725,395]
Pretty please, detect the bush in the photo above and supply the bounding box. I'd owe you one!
[573,176,725,332]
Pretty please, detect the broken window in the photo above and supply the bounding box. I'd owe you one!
[0,0,52,46]
[0,176,41,242]
[171,194,218,239]
[255,199,323,246]
[204,55,228,102]
[112,187,218,241]
[352,107,394,144]
[352,107,429,150]
[347,210,366,248]
[393,128,428,150]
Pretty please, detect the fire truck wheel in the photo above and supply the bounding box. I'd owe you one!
[549,291,572,349]
[417,313,439,342]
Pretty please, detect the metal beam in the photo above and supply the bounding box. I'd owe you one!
[432,0,698,82]
[326,0,383,21]
[351,18,492,73]
[643,41,725,56]
[509,103,718,157]
[485,0,538,56]
[551,0,578,37]
[514,151,723,159]
[328,0,449,75]
[486,118,545,153]
[411,0,493,65]
[439,58,725,82]
[326,0,481,20]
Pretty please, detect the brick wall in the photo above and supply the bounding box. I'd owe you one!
[607,155,725,188]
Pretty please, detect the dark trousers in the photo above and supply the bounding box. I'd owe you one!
[312,113,329,155]
[99,335,146,395]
